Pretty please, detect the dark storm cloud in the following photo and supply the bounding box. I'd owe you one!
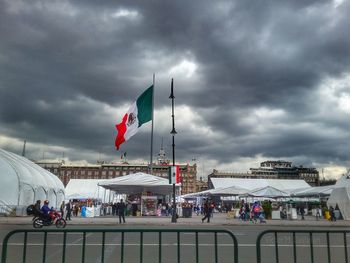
[1,0,350,178]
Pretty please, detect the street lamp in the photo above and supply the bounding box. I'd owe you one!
[169,78,177,223]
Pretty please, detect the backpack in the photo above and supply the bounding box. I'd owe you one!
[26,205,35,215]
[253,206,260,213]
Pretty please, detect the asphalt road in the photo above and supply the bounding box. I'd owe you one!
[1,224,349,263]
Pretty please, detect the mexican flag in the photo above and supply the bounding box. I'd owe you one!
[115,85,153,150]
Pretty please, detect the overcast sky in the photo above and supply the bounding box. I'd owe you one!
[1,0,350,179]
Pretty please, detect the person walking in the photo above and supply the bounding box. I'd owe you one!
[300,204,305,220]
[252,202,261,223]
[329,206,336,221]
[65,200,72,221]
[117,199,126,223]
[245,202,251,221]
[201,199,211,223]
[60,201,65,218]
[195,204,200,216]
[316,206,321,221]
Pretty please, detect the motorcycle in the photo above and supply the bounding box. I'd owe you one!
[27,205,66,228]
[33,209,67,228]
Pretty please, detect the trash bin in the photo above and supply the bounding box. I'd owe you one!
[182,208,192,218]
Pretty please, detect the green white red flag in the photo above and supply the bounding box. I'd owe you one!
[115,85,153,150]
[169,165,181,184]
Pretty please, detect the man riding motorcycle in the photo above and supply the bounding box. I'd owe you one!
[41,200,51,223]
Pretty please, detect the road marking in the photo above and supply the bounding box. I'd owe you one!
[45,233,93,260]
[95,234,120,263]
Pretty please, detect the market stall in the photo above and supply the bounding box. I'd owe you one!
[141,196,158,216]
[98,173,181,216]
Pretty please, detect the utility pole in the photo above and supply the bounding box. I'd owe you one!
[169,78,177,223]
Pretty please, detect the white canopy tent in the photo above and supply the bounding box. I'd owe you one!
[0,148,65,213]
[210,178,311,191]
[291,185,335,197]
[289,174,350,198]
[327,187,350,220]
[209,185,249,196]
[334,174,350,188]
[181,185,249,199]
[65,179,113,202]
[247,186,290,198]
[98,172,180,195]
[182,179,310,199]
[326,175,350,220]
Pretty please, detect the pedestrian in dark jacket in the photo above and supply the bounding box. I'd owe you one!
[60,201,65,218]
[117,199,126,223]
[329,206,336,221]
[65,201,72,221]
[201,200,211,223]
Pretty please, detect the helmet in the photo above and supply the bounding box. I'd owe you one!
[44,200,49,205]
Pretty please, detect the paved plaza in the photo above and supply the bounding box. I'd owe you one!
[0,212,348,227]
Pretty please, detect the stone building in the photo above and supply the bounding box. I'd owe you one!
[208,160,320,187]
[195,177,208,192]
[35,146,198,195]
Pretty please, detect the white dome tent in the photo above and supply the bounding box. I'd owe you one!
[0,148,65,215]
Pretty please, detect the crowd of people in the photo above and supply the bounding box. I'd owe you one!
[30,198,341,223]
[237,201,266,223]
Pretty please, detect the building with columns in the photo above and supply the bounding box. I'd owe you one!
[35,146,198,195]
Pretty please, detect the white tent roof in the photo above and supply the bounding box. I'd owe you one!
[327,187,350,220]
[65,179,112,200]
[98,172,180,195]
[209,185,249,196]
[210,178,310,191]
[335,175,350,187]
[291,185,335,197]
[181,186,249,199]
[0,148,65,209]
[247,186,290,197]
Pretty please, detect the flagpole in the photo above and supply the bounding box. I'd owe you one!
[150,74,155,174]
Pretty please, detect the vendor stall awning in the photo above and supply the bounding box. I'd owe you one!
[98,172,180,195]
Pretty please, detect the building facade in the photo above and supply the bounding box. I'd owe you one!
[208,160,320,187]
[195,177,208,192]
[35,160,198,195]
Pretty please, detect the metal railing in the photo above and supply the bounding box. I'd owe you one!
[256,230,350,263]
[1,228,239,263]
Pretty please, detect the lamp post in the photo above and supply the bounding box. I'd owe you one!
[169,78,177,223]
